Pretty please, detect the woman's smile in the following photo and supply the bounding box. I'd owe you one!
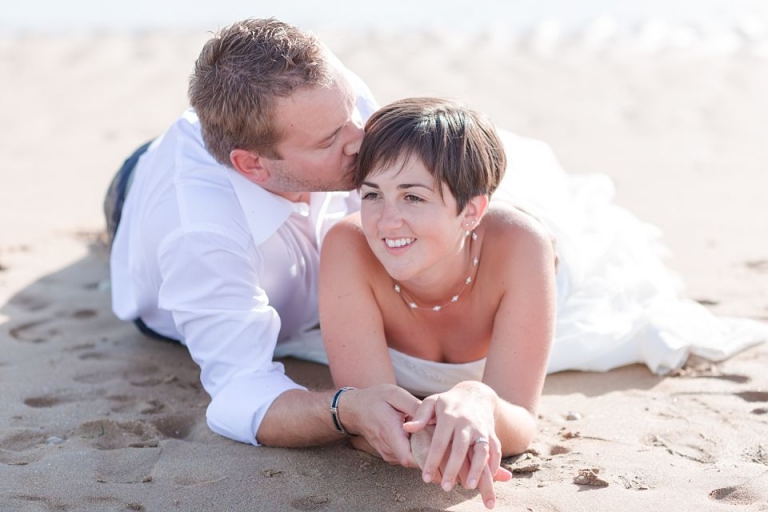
[384,237,415,249]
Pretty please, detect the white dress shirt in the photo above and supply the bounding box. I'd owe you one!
[110,70,376,445]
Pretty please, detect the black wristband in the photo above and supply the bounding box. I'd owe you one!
[329,386,356,436]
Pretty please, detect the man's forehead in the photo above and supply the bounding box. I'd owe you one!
[275,77,353,142]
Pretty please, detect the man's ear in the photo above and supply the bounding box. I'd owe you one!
[230,148,270,184]
[462,194,490,228]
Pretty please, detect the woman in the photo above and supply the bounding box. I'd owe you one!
[317,98,767,508]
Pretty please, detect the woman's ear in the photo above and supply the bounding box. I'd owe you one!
[462,194,490,229]
[230,148,270,184]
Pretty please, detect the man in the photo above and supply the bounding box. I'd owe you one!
[105,18,419,466]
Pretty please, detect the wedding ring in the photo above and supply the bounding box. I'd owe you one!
[473,437,490,446]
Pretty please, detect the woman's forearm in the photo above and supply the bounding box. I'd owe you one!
[492,398,538,456]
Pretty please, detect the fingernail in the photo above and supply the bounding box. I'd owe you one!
[422,472,431,483]
[442,481,452,492]
[485,499,495,509]
[468,478,477,489]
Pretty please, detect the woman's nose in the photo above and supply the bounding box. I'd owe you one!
[378,201,403,230]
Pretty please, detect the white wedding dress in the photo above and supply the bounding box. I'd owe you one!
[276,132,768,397]
[493,131,766,374]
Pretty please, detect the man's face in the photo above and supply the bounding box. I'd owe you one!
[263,67,363,197]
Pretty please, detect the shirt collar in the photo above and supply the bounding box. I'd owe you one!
[226,168,297,246]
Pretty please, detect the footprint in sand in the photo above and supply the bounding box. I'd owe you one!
[290,495,332,511]
[25,389,175,418]
[86,497,146,510]
[76,419,162,450]
[78,351,110,360]
[73,368,114,385]
[742,444,768,465]
[709,482,763,505]
[550,444,571,456]
[0,430,47,452]
[66,342,96,352]
[8,293,50,312]
[647,432,717,464]
[0,430,48,465]
[94,446,161,484]
[73,364,173,388]
[123,364,165,386]
[5,495,71,510]
[735,391,768,403]
[172,474,228,487]
[9,319,59,343]
[24,388,108,408]
[151,415,195,439]
[9,309,99,343]
[24,394,75,408]
[76,416,196,450]
[71,308,97,319]
[111,397,167,415]
[745,259,768,273]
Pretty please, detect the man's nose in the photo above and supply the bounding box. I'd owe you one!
[343,115,365,156]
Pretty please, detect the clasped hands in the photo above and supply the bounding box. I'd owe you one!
[344,383,510,510]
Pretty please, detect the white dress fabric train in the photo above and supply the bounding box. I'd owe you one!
[275,132,768,397]
[493,131,767,377]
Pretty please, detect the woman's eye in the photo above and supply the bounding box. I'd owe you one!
[405,194,423,203]
[361,191,379,200]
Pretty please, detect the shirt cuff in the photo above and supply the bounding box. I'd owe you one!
[205,361,306,445]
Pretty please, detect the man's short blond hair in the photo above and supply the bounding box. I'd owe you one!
[188,18,333,166]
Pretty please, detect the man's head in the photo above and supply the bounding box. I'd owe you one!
[356,97,506,213]
[189,18,363,196]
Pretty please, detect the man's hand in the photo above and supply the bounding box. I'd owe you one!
[340,384,421,468]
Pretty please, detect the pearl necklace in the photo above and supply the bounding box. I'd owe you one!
[393,231,479,312]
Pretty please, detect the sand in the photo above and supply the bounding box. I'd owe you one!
[1,25,767,511]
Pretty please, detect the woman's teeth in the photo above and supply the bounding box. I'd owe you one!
[385,238,414,248]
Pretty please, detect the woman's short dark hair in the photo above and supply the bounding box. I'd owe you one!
[356,97,506,212]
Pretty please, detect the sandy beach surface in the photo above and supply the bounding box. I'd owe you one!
[1,25,768,511]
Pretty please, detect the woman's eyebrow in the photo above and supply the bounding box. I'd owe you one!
[360,181,433,190]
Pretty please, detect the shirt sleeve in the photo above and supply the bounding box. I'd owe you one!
[156,229,305,445]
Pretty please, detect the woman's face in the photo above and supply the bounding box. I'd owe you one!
[359,154,469,284]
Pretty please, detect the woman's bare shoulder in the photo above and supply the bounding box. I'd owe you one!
[482,204,552,251]
[478,204,557,286]
[322,213,378,269]
[324,212,364,246]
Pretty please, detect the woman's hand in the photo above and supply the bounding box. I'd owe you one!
[403,381,510,509]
